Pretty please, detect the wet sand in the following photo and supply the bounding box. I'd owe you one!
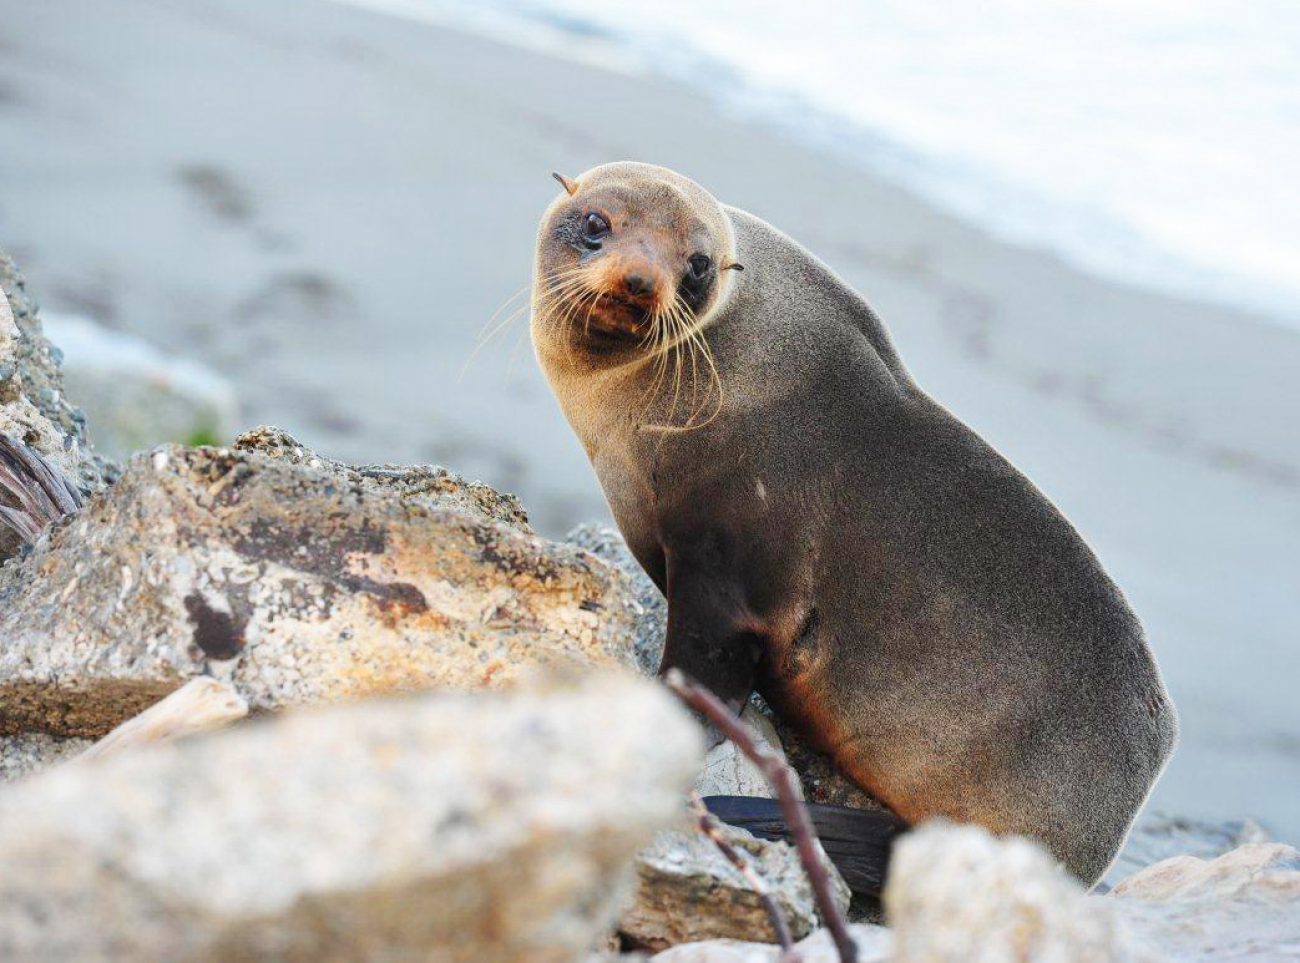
[0,0,1297,838]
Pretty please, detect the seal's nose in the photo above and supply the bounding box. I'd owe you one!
[624,273,654,297]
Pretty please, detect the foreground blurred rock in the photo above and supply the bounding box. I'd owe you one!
[0,256,114,561]
[0,670,702,962]
[0,428,644,749]
[885,822,1131,962]
[41,312,241,460]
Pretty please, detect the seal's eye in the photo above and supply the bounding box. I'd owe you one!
[688,254,712,279]
[584,212,610,239]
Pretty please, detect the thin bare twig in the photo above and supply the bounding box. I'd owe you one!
[689,791,800,960]
[666,669,858,963]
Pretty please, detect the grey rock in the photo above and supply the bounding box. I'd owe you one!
[41,313,242,460]
[0,669,704,962]
[0,733,92,784]
[693,705,796,801]
[0,255,115,560]
[0,428,644,742]
[620,822,849,952]
[568,523,665,674]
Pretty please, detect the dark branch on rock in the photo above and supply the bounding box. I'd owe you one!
[689,791,799,959]
[666,669,859,963]
[0,434,83,545]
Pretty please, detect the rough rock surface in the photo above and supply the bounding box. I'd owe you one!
[0,255,114,560]
[693,705,795,801]
[0,428,645,740]
[1113,841,1300,961]
[0,733,93,783]
[569,523,666,674]
[42,312,241,459]
[0,670,703,963]
[620,822,848,952]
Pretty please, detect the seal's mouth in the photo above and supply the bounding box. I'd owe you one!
[584,292,653,339]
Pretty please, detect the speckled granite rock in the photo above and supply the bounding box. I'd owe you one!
[619,822,848,952]
[0,427,644,740]
[0,255,114,560]
[0,733,93,783]
[568,523,665,674]
[0,670,703,963]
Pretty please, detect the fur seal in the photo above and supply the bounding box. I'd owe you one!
[531,162,1177,887]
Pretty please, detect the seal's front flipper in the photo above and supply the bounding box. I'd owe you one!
[703,794,909,897]
[658,550,763,715]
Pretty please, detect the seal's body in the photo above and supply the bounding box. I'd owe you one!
[531,162,1177,885]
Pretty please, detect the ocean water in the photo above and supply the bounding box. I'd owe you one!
[338,0,1300,327]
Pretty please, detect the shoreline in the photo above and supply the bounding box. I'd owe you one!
[0,0,1296,838]
[326,0,1300,334]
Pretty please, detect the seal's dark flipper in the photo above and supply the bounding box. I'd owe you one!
[703,794,908,897]
[0,434,83,544]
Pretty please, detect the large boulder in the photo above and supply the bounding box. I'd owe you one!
[0,255,114,560]
[0,669,703,962]
[0,428,645,746]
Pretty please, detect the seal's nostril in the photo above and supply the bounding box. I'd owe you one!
[625,273,653,296]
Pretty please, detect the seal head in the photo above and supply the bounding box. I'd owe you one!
[533,162,740,362]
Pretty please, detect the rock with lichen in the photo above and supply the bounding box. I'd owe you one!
[0,427,645,751]
[0,670,703,962]
[0,255,115,560]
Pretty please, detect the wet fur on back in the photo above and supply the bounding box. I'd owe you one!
[531,162,1178,886]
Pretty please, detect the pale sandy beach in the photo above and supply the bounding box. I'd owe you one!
[0,0,1297,838]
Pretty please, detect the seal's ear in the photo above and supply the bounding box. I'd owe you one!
[552,172,579,197]
[722,261,745,272]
